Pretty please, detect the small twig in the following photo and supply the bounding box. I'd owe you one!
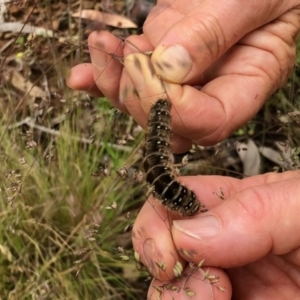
[7,117,134,152]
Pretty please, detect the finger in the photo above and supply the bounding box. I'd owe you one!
[148,265,231,300]
[149,0,299,83]
[115,35,155,136]
[88,30,125,109]
[66,63,104,96]
[123,34,154,57]
[119,34,154,111]
[119,34,157,119]
[132,197,185,281]
[172,171,300,268]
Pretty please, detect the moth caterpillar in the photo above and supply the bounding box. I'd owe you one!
[143,99,207,216]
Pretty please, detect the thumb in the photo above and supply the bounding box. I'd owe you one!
[172,173,300,268]
[149,0,297,83]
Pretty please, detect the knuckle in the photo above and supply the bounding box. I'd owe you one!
[186,14,226,64]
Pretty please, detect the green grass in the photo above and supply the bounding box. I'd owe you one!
[0,96,147,299]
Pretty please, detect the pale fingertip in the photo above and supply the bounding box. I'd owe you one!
[124,53,168,107]
[124,53,146,89]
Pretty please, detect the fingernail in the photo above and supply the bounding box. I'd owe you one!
[143,239,160,277]
[173,215,220,240]
[152,44,192,82]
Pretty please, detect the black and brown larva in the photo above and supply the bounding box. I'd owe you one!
[143,99,207,216]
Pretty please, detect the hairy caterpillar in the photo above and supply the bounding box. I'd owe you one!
[143,99,207,216]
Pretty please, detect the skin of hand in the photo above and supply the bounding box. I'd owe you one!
[66,0,300,299]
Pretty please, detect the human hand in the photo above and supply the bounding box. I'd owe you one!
[67,0,300,152]
[133,171,300,299]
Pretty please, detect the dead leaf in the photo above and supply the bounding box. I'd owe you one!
[237,139,261,176]
[72,10,137,28]
[0,244,13,261]
[4,70,45,100]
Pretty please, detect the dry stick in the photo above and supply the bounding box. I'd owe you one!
[7,117,134,152]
